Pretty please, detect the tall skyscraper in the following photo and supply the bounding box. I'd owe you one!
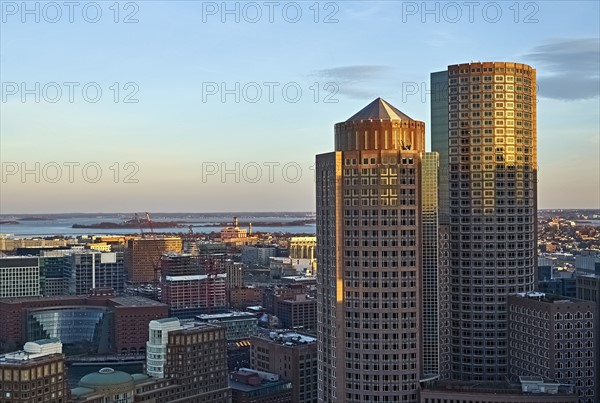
[431,62,537,381]
[316,98,426,402]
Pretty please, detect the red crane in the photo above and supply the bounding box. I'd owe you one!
[190,225,222,313]
[134,212,163,300]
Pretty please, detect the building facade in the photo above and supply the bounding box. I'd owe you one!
[421,152,440,379]
[421,377,577,403]
[163,323,231,402]
[146,318,183,379]
[242,245,277,267]
[39,251,71,296]
[66,251,125,295]
[0,257,40,298]
[124,238,182,284]
[275,295,317,330]
[0,295,168,355]
[289,237,317,260]
[226,260,244,290]
[316,98,425,402]
[251,331,318,403]
[0,338,70,403]
[431,62,537,381]
[162,274,227,317]
[508,292,596,403]
[229,287,264,309]
[230,369,292,403]
[197,312,258,341]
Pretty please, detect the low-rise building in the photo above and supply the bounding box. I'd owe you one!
[508,292,597,402]
[71,367,135,403]
[0,256,40,298]
[162,274,227,317]
[230,368,292,403]
[276,295,317,330]
[226,260,244,289]
[288,237,316,260]
[0,338,70,403]
[197,312,258,341]
[421,377,577,403]
[0,294,168,355]
[229,287,264,309]
[251,331,317,403]
[269,257,315,277]
[146,318,183,379]
[75,321,231,403]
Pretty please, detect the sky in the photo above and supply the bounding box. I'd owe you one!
[1,0,599,213]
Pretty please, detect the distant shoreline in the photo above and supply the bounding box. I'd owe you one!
[72,219,316,229]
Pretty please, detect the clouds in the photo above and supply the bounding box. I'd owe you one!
[524,38,600,100]
[311,65,392,99]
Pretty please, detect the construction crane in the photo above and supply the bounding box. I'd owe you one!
[190,225,223,313]
[134,212,164,301]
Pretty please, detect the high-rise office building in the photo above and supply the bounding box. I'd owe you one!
[316,98,426,402]
[66,250,125,295]
[431,62,537,381]
[39,250,71,296]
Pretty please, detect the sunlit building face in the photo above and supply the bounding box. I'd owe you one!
[432,62,537,382]
[316,98,434,402]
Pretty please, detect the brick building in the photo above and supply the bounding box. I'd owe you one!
[251,331,317,403]
[508,292,597,403]
[0,293,168,355]
[230,369,292,403]
[276,295,316,330]
[163,323,231,402]
[229,287,264,309]
[0,338,70,403]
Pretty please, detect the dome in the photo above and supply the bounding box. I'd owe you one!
[79,368,134,390]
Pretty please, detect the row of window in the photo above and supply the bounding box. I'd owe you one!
[449,72,533,82]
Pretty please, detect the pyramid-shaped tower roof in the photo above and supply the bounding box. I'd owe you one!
[346,97,413,122]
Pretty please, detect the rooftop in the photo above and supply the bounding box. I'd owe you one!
[109,296,167,307]
[79,367,134,388]
[153,317,180,324]
[257,331,317,345]
[345,97,413,122]
[424,379,573,396]
[0,294,166,308]
[512,292,589,304]
[164,273,226,281]
[1,338,63,363]
[197,311,257,321]
[229,378,291,393]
